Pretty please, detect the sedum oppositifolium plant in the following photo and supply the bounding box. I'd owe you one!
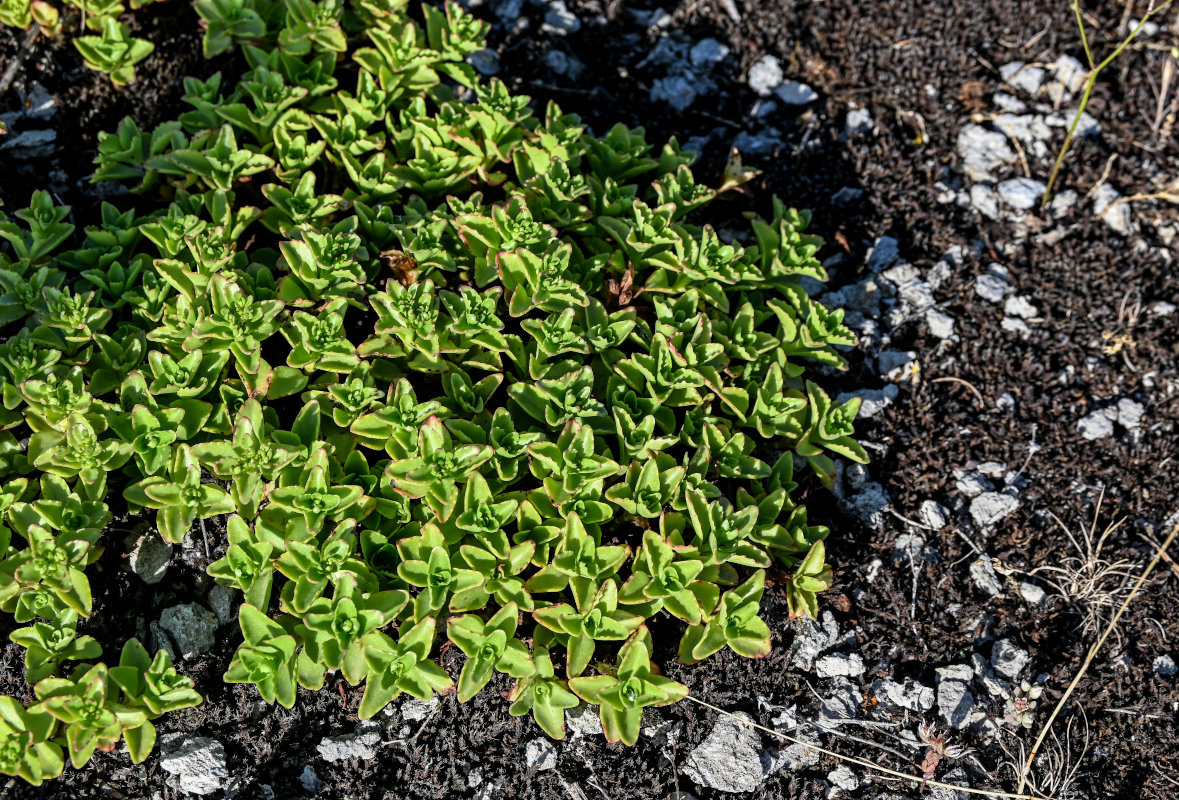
[0,0,867,783]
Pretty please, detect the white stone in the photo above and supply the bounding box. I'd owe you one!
[543,50,583,79]
[892,533,935,565]
[875,678,935,712]
[969,184,1000,220]
[683,713,765,793]
[956,471,992,497]
[299,765,323,793]
[775,81,818,105]
[877,350,917,381]
[566,703,603,737]
[1049,188,1079,218]
[401,696,439,721]
[998,177,1046,211]
[1000,61,1046,94]
[991,640,1030,680]
[841,482,890,528]
[970,558,1004,597]
[970,492,1019,527]
[690,38,730,68]
[836,385,898,419]
[1077,408,1116,440]
[1153,655,1178,676]
[747,55,783,96]
[993,91,1027,113]
[1052,55,1088,94]
[957,124,1016,181]
[975,272,1010,303]
[1116,398,1145,429]
[317,722,380,762]
[158,603,218,659]
[827,765,859,791]
[789,612,840,670]
[918,500,949,530]
[525,738,557,772]
[935,677,975,730]
[127,531,173,585]
[1019,582,1046,605]
[1092,184,1133,236]
[844,108,874,135]
[1004,295,1039,319]
[815,653,865,679]
[159,736,229,796]
[766,738,821,772]
[925,309,956,339]
[1002,317,1031,336]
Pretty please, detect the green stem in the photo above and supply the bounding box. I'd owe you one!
[1041,0,1176,210]
[1073,0,1094,68]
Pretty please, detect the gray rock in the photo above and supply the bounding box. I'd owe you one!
[992,91,1027,113]
[690,38,730,68]
[970,558,1004,597]
[970,492,1019,527]
[969,184,1001,220]
[815,653,865,679]
[731,130,782,156]
[317,722,380,762]
[844,108,874,135]
[25,82,57,120]
[494,0,523,19]
[207,584,236,625]
[789,612,840,670]
[1077,407,1116,440]
[127,531,173,585]
[935,674,976,730]
[775,81,818,105]
[1153,655,1177,676]
[1048,188,1079,218]
[1019,581,1046,605]
[875,678,935,712]
[747,55,783,96]
[956,471,993,498]
[993,113,1054,147]
[468,49,500,75]
[925,309,956,339]
[918,500,949,530]
[525,738,557,772]
[683,713,765,793]
[892,533,937,566]
[401,696,439,722]
[159,736,229,796]
[1150,301,1176,317]
[991,640,1030,680]
[1004,295,1039,319]
[1000,61,1046,94]
[998,177,1046,211]
[543,49,583,79]
[1002,316,1032,337]
[841,481,890,527]
[865,235,899,273]
[0,129,56,157]
[764,737,821,773]
[299,765,324,794]
[1116,398,1145,429]
[566,703,603,737]
[827,765,859,791]
[818,678,861,728]
[651,75,697,112]
[158,603,218,659]
[1052,55,1088,94]
[1093,184,1133,236]
[957,124,1016,181]
[542,0,580,34]
[975,272,1010,303]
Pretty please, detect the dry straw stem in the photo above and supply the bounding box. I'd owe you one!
[683,695,1049,800]
[1041,0,1177,209]
[1016,515,1179,796]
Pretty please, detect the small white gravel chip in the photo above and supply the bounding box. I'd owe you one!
[970,558,1004,597]
[970,492,1019,527]
[1052,54,1088,93]
[159,736,229,796]
[690,38,730,68]
[1004,295,1039,319]
[401,696,439,722]
[997,177,1046,211]
[127,530,173,585]
[1116,398,1145,429]
[828,765,859,790]
[974,272,1010,303]
[1019,582,1046,605]
[747,55,783,96]
[1153,655,1178,677]
[925,309,956,339]
[1077,408,1116,441]
[918,500,949,530]
[844,107,874,135]
[525,739,557,772]
[317,722,380,762]
[990,639,1030,680]
[566,703,603,737]
[836,385,898,419]
[815,653,866,679]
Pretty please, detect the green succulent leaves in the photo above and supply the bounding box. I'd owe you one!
[0,0,868,782]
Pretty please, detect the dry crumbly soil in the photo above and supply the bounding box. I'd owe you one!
[1,0,1178,798]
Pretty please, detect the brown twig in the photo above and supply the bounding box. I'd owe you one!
[0,22,41,100]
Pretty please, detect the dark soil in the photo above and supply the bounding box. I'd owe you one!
[2,1,1178,799]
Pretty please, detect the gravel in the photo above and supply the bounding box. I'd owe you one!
[316,722,380,762]
[866,235,899,273]
[969,492,1019,527]
[1117,398,1145,429]
[1092,184,1133,236]
[875,678,935,712]
[1077,407,1117,440]
[815,653,866,679]
[974,272,1011,303]
[159,736,229,796]
[1153,655,1178,677]
[935,668,976,730]
[999,61,1046,94]
[541,0,581,34]
[468,49,500,75]
[683,712,766,793]
[126,530,173,585]
[650,75,697,112]
[844,108,874,135]
[1004,295,1039,319]
[918,500,949,530]
[401,696,439,722]
[925,309,956,339]
[747,55,783,96]
[997,177,1045,210]
[566,703,604,737]
[957,124,1016,181]
[158,603,219,659]
[690,38,730,68]
[990,639,1030,680]
[775,80,818,105]
[970,557,1004,597]
[836,385,898,419]
[525,738,557,772]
